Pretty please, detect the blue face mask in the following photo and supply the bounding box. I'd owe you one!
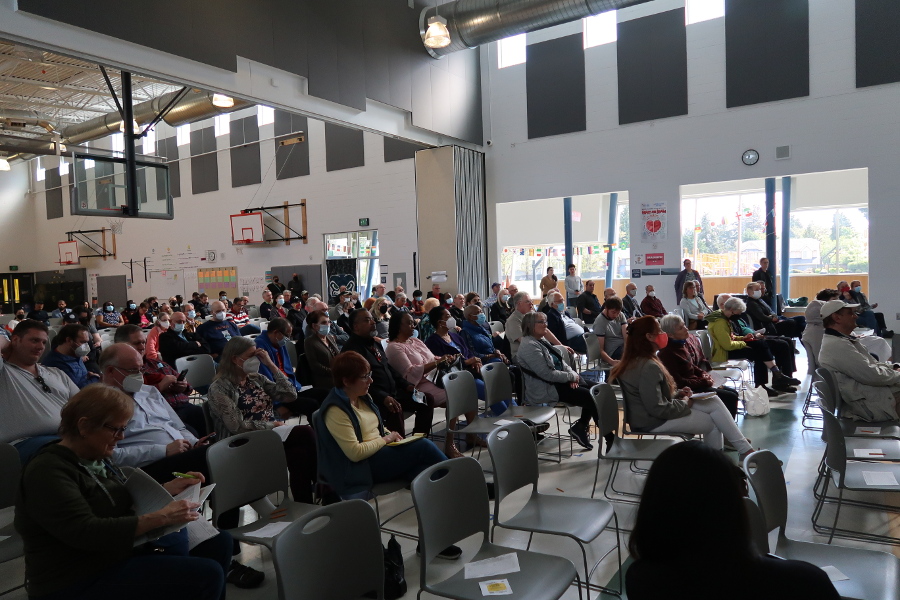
[853,286,861,293]
[557,302,566,313]
[105,305,114,312]
[128,303,136,310]
[412,329,419,339]
[187,310,196,319]
[669,338,687,346]
[276,335,287,348]
[476,313,487,324]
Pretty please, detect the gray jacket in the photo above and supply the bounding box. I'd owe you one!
[615,358,690,431]
[515,336,578,405]
[819,330,900,422]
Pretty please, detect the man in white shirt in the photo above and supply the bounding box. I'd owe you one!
[564,264,583,307]
[0,320,79,463]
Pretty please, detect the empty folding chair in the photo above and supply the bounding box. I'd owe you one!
[481,362,555,425]
[590,383,677,503]
[411,457,582,600]
[489,320,505,335]
[443,370,502,457]
[0,444,24,595]
[487,421,622,596]
[744,449,900,599]
[175,353,217,395]
[272,499,384,600]
[801,339,823,429]
[581,332,610,378]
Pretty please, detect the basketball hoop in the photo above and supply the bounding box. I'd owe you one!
[107,218,125,235]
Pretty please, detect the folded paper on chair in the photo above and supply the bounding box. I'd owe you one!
[862,471,898,486]
[820,566,850,582]
[465,552,520,579]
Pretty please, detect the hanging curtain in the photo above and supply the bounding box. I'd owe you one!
[453,146,488,297]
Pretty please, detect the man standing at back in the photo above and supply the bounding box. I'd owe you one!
[196,301,241,360]
[752,257,776,310]
[674,258,704,304]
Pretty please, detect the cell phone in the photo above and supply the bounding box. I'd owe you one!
[195,432,217,445]
[177,369,189,381]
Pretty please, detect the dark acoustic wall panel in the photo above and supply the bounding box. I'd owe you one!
[325,123,365,172]
[44,167,61,190]
[230,116,261,188]
[190,126,218,195]
[46,187,63,220]
[383,137,427,163]
[307,0,367,111]
[275,111,310,180]
[725,0,809,108]
[617,9,688,125]
[526,34,586,139]
[156,136,180,199]
[272,0,309,77]
[856,0,900,88]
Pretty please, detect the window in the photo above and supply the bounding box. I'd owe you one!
[325,230,380,300]
[35,157,45,182]
[498,34,526,69]
[257,105,275,126]
[143,127,156,154]
[214,114,230,137]
[176,125,190,146]
[59,159,69,176]
[111,133,124,154]
[686,0,725,25]
[584,11,617,48]
[84,142,95,170]
[789,208,869,274]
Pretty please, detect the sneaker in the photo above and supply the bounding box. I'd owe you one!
[568,424,594,450]
[417,543,463,560]
[227,561,265,589]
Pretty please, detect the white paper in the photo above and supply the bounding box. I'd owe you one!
[493,419,517,426]
[299,385,314,392]
[464,552,520,580]
[127,469,219,547]
[710,371,728,388]
[821,566,850,582]
[479,579,513,596]
[690,391,718,400]
[855,426,882,435]
[244,521,292,539]
[186,517,220,550]
[272,424,295,442]
[862,471,899,486]
[853,449,886,458]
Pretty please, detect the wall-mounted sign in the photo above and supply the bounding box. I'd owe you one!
[8,265,18,271]
[646,253,665,266]
[359,218,370,227]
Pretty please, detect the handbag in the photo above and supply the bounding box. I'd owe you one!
[427,356,464,389]
[383,534,407,600]
[743,386,771,417]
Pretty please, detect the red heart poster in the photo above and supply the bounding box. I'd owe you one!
[640,202,668,242]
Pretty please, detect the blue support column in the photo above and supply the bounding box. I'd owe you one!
[563,196,573,285]
[764,178,778,311]
[781,176,792,301]
[605,193,618,288]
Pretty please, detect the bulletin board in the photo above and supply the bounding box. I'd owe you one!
[197,266,238,297]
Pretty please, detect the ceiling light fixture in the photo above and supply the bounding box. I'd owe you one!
[212,94,235,108]
[0,157,10,171]
[119,119,140,134]
[424,2,451,49]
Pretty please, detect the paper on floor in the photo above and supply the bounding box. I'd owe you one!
[479,579,513,595]
[465,552,520,580]
[244,521,292,539]
[820,566,850,582]
[862,471,899,486]
[853,449,886,458]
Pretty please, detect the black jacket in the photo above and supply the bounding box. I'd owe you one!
[752,268,774,303]
[744,296,777,335]
[576,291,602,324]
[341,334,413,405]
[159,329,211,369]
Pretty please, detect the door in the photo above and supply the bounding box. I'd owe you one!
[0,273,34,313]
[96,275,128,311]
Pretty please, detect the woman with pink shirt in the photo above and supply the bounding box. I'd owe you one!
[384,311,477,458]
[145,311,170,361]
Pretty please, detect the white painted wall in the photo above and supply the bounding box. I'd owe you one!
[482,0,900,327]
[4,112,418,303]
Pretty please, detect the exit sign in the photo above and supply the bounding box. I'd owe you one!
[8,266,18,271]
[359,218,370,227]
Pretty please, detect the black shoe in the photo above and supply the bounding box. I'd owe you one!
[772,373,795,389]
[883,330,894,338]
[762,385,779,398]
[568,424,593,450]
[227,561,265,589]
[773,385,797,394]
[417,543,463,560]
[787,376,802,386]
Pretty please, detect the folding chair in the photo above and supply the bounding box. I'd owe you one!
[590,384,677,503]
[581,332,610,379]
[800,339,823,429]
[744,449,900,599]
[272,500,384,600]
[814,368,900,440]
[410,457,582,600]
[489,320,505,335]
[482,362,555,426]
[0,444,24,596]
[487,422,622,596]
[175,353,217,396]
[443,370,502,458]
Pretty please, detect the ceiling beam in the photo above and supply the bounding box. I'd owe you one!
[0,73,154,99]
[0,93,109,113]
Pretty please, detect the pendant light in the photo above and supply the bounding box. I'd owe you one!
[212,94,235,108]
[423,1,451,49]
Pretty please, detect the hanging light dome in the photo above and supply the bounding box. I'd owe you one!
[212,94,235,108]
[119,119,140,134]
[424,15,451,49]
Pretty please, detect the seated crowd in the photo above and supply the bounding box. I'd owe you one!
[5,264,884,599]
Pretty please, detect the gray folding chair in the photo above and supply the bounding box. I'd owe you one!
[813,374,900,440]
[489,320,505,335]
[411,457,582,600]
[206,430,316,551]
[590,383,677,503]
[443,370,502,456]
[581,332,610,377]
[481,362,555,425]
[487,422,622,596]
[800,339,823,429]
[272,499,384,600]
[175,353,217,395]
[0,444,24,596]
[744,449,900,599]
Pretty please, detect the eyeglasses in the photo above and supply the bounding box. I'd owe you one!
[34,375,52,393]
[358,372,374,381]
[113,366,144,377]
[103,423,129,436]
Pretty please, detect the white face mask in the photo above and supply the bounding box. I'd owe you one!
[751,290,762,299]
[628,289,636,297]
[445,317,457,330]
[242,356,261,374]
[159,320,170,330]
[214,311,227,321]
[187,310,196,319]
[648,291,656,298]
[74,343,91,357]
[317,324,330,336]
[173,323,185,333]
[122,373,144,394]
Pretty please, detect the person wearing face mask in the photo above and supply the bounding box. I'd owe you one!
[371,297,392,338]
[217,292,232,310]
[144,310,170,361]
[461,305,509,366]
[191,293,211,319]
[541,290,588,354]
[639,285,667,318]
[121,299,139,325]
[622,282,644,320]
[743,282,804,339]
[304,310,341,391]
[271,294,288,319]
[411,289,426,316]
[96,300,125,329]
[611,316,753,461]
[267,275,287,297]
[208,336,323,504]
[42,324,99,389]
[196,301,241,360]
[489,287,512,324]
[846,279,890,337]
[159,312,211,369]
[5,310,25,333]
[253,318,315,406]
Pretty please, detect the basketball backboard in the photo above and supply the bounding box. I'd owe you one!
[231,212,266,245]
[71,152,173,219]
[57,240,79,265]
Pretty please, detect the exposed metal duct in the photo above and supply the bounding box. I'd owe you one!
[62,89,253,145]
[0,108,55,133]
[420,0,654,57]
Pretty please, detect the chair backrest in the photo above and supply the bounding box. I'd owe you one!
[206,429,290,520]
[742,449,789,537]
[246,305,260,319]
[582,331,602,364]
[481,362,513,406]
[743,497,770,554]
[671,307,685,322]
[285,340,299,372]
[174,353,217,389]
[820,410,848,484]
[590,383,619,441]
[486,422,538,510]
[411,457,489,568]
[813,381,836,414]
[442,370,479,421]
[800,338,819,376]
[816,367,841,413]
[0,443,21,509]
[489,320,505,335]
[696,330,714,361]
[273,499,384,600]
[294,352,313,386]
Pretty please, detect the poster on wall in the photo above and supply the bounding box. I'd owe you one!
[640,202,668,243]
[326,259,357,303]
[646,253,665,266]
[197,267,237,296]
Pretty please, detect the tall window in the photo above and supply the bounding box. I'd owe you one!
[498,34,526,69]
[176,125,190,146]
[143,127,156,154]
[214,114,230,137]
[257,105,275,126]
[584,11,617,48]
[35,157,45,182]
[686,0,725,24]
[789,208,868,274]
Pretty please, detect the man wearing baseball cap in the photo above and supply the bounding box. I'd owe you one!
[818,299,900,422]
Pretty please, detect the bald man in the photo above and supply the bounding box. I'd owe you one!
[622,282,643,320]
[196,300,240,359]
